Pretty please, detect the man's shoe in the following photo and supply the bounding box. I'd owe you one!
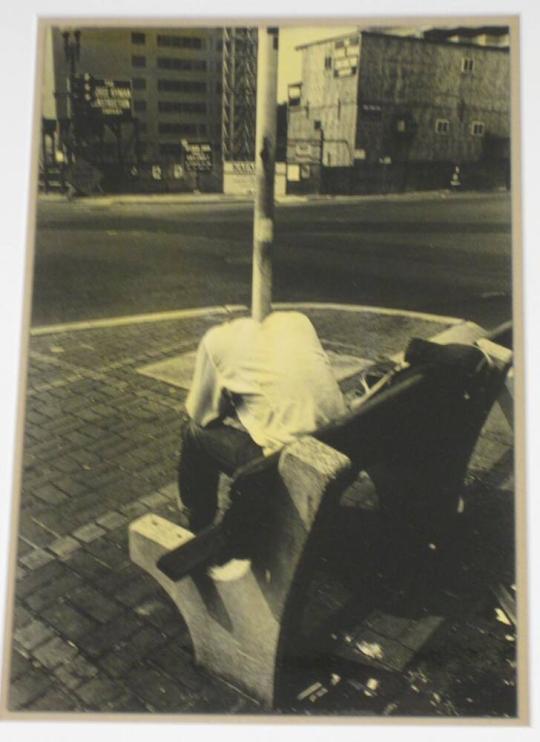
[157,524,226,581]
[208,558,251,581]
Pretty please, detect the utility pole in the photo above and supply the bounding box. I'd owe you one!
[62,29,81,164]
[251,27,279,322]
[63,29,81,117]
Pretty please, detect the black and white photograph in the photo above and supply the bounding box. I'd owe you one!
[0,11,529,726]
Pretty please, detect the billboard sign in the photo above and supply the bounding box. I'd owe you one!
[333,38,359,78]
[182,141,213,172]
[90,79,132,118]
[223,161,255,194]
[224,161,255,176]
[71,75,132,119]
[286,139,322,164]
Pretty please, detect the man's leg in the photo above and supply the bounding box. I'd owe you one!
[158,419,263,580]
[178,418,263,532]
[220,471,277,560]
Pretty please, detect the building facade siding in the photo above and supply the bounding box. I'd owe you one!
[287,29,510,194]
[357,32,510,164]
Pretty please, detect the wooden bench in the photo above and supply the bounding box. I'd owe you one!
[128,321,512,708]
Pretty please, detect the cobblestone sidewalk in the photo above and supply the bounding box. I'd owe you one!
[4,307,516,716]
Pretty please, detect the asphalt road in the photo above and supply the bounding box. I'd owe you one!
[30,191,513,330]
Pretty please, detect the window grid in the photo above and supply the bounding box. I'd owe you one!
[158,101,207,114]
[435,118,450,134]
[471,121,485,136]
[157,35,204,49]
[158,79,207,94]
[158,122,198,135]
[157,57,207,72]
[159,143,183,156]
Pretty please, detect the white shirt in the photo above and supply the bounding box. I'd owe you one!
[185,311,346,454]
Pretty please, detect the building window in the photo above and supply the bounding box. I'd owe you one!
[133,100,147,112]
[132,55,146,68]
[157,35,203,49]
[461,57,474,73]
[158,79,207,93]
[132,77,146,90]
[288,83,301,106]
[313,120,321,131]
[471,121,485,136]
[157,57,207,71]
[131,32,146,44]
[324,56,332,70]
[158,101,207,114]
[361,103,382,122]
[158,122,198,135]
[160,143,184,156]
[435,118,450,134]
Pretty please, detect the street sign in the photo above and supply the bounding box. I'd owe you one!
[286,139,322,164]
[332,39,359,78]
[182,141,213,172]
[90,79,132,118]
[224,161,255,176]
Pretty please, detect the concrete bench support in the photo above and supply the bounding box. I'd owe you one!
[129,435,353,707]
[129,322,512,707]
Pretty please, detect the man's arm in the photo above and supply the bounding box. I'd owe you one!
[185,336,226,426]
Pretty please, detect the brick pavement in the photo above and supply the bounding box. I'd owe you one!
[4,307,517,716]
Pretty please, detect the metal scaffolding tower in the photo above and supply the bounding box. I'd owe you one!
[222,27,258,162]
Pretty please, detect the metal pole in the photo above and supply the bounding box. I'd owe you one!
[41,119,50,193]
[134,118,141,170]
[251,27,279,322]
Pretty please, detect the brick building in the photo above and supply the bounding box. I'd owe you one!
[287,29,511,194]
[44,26,224,192]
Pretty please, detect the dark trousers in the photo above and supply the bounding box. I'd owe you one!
[178,419,264,551]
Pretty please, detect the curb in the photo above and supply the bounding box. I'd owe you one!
[37,189,509,208]
[30,302,465,337]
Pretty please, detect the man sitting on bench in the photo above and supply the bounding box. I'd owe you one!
[158,311,346,580]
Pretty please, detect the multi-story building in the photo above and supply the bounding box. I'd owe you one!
[287,29,511,194]
[44,26,224,191]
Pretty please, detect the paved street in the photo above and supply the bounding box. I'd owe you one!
[31,191,512,330]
